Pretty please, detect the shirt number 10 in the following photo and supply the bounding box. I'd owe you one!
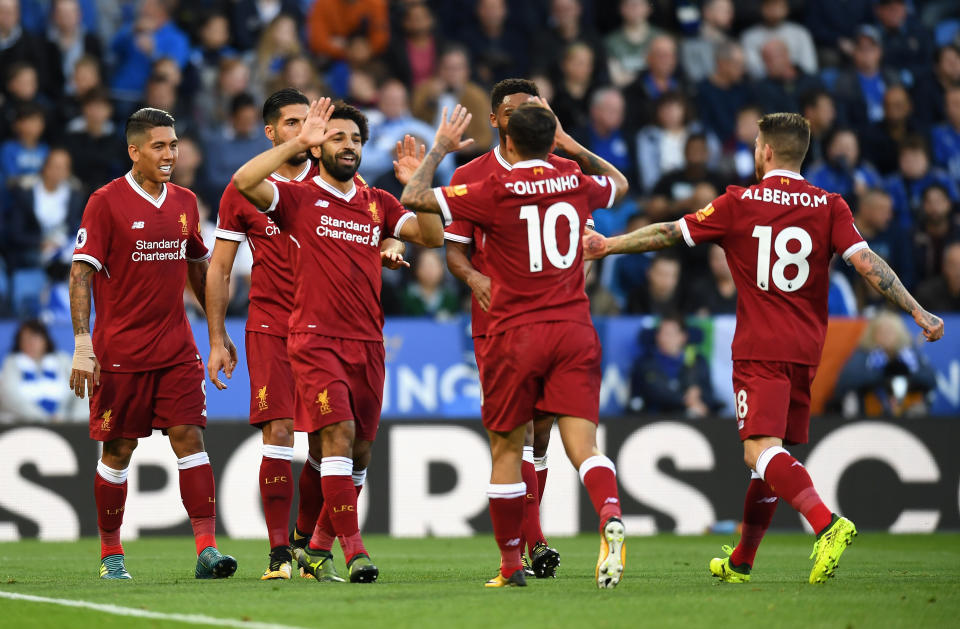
[519,203,581,273]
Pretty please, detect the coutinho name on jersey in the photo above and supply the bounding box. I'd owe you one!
[741,187,828,207]
[315,214,382,247]
[131,239,188,261]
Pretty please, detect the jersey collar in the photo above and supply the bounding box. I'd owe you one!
[512,159,555,170]
[312,175,357,202]
[494,145,513,171]
[763,169,804,181]
[124,171,167,207]
[271,160,311,183]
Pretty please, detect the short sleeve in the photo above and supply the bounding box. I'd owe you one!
[830,196,867,264]
[381,191,415,237]
[214,184,248,242]
[580,174,617,210]
[679,190,734,247]
[261,180,300,229]
[444,219,474,244]
[432,178,497,228]
[72,192,111,271]
[186,199,209,262]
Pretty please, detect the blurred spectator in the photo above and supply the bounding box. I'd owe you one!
[873,0,933,85]
[652,135,725,214]
[200,93,272,201]
[5,148,83,274]
[831,26,895,133]
[401,249,459,319]
[727,103,762,184]
[601,212,653,308]
[931,85,960,184]
[184,12,238,101]
[799,88,837,171]
[135,72,192,138]
[681,0,734,84]
[197,56,257,129]
[266,54,326,101]
[54,53,102,131]
[636,92,706,193]
[532,0,608,85]
[915,241,960,311]
[1,62,51,140]
[685,244,736,316]
[833,310,937,418]
[849,188,914,305]
[629,315,720,417]
[348,67,380,109]
[229,0,301,52]
[623,34,682,129]
[572,87,637,188]
[62,87,125,193]
[913,44,960,127]
[385,1,442,89]
[750,38,822,114]
[1,104,49,186]
[459,0,528,86]
[913,185,960,284]
[0,319,85,422]
[695,40,748,145]
[252,14,301,91]
[604,0,663,87]
[740,0,817,80]
[47,0,102,96]
[307,0,388,62]
[861,84,921,175]
[804,0,873,65]
[0,0,58,98]
[411,45,491,160]
[170,135,204,201]
[108,0,190,103]
[362,79,443,183]
[806,128,882,209]
[550,41,597,133]
[627,252,682,315]
[885,135,959,230]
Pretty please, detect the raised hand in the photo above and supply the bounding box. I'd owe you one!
[433,104,475,154]
[297,98,337,148]
[393,134,427,185]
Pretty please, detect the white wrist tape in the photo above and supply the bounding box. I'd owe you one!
[72,333,96,372]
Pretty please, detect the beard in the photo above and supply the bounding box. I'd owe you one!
[754,159,763,183]
[320,148,361,182]
[286,150,309,166]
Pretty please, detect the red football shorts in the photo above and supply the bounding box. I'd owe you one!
[246,331,296,425]
[473,335,490,376]
[88,360,207,441]
[732,360,817,445]
[480,321,601,432]
[286,333,385,441]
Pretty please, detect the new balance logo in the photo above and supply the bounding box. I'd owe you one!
[792,461,803,468]
[315,199,330,207]
[604,497,619,505]
[505,538,521,547]
[131,221,145,229]
[757,497,778,504]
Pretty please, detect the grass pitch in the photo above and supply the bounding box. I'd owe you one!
[1,534,958,629]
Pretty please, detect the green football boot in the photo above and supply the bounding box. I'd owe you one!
[347,554,379,583]
[709,545,751,583]
[809,515,857,584]
[297,547,346,583]
[195,546,238,579]
[99,554,132,580]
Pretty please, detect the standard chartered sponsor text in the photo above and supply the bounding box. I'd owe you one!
[131,239,186,261]
[315,214,379,245]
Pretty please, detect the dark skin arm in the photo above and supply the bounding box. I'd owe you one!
[445,239,491,311]
[188,259,209,313]
[583,220,683,260]
[68,260,100,397]
[851,248,944,341]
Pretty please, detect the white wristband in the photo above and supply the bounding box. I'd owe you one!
[72,333,96,372]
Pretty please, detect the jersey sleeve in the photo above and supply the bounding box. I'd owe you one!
[214,184,248,242]
[580,174,618,211]
[186,198,209,262]
[72,191,112,272]
[830,196,867,264]
[444,166,475,243]
[678,189,735,247]
[432,179,497,228]
[262,180,300,229]
[382,191,415,237]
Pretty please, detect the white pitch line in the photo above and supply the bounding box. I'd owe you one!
[0,590,310,629]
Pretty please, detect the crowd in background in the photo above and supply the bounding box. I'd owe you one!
[1,0,958,420]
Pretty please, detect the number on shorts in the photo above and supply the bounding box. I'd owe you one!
[519,202,580,272]
[736,389,748,420]
[752,225,812,292]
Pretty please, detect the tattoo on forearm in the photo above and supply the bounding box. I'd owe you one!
[69,263,95,335]
[568,147,610,177]
[611,222,682,254]
[856,249,918,314]
[401,145,447,213]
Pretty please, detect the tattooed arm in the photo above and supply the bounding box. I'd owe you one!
[582,221,683,260]
[400,104,475,214]
[69,260,100,398]
[851,248,944,341]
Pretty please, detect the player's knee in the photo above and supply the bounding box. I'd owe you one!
[352,440,372,469]
[320,422,354,457]
[168,426,205,457]
[263,420,294,446]
[103,439,137,465]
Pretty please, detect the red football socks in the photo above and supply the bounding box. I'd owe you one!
[311,483,362,552]
[95,462,128,559]
[295,456,325,538]
[759,447,832,535]
[521,458,546,552]
[730,476,778,568]
[487,482,526,578]
[321,457,367,564]
[580,456,622,527]
[259,452,294,549]
[178,453,217,555]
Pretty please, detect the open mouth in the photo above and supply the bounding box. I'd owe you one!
[337,153,357,166]
[158,165,172,173]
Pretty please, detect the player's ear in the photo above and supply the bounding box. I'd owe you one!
[127,143,139,163]
[309,145,321,159]
[264,124,275,143]
[489,112,498,129]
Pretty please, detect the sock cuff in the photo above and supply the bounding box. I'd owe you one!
[578,454,616,483]
[750,470,762,480]
[533,455,548,471]
[307,454,322,473]
[261,445,294,461]
[755,446,790,481]
[352,469,367,487]
[177,452,210,470]
[522,446,534,464]
[320,456,353,477]
[487,482,526,499]
[96,460,128,484]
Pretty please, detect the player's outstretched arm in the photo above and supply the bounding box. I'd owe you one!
[583,220,683,260]
[400,105,474,214]
[851,248,944,341]
[233,98,336,209]
[68,260,100,399]
[380,238,410,270]
[206,240,241,389]
[446,241,491,311]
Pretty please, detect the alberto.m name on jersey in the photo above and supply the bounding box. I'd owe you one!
[742,187,828,207]
[315,214,382,246]
[132,239,188,262]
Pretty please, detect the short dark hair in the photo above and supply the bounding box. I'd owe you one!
[330,101,369,145]
[505,103,556,159]
[262,87,309,125]
[799,87,831,113]
[898,134,929,156]
[13,319,55,355]
[491,78,539,113]
[13,102,45,121]
[80,87,112,108]
[230,92,257,116]
[125,107,176,144]
[757,112,811,165]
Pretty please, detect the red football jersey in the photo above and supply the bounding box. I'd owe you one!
[436,158,616,335]
[444,146,592,337]
[680,169,866,365]
[72,173,209,372]
[215,161,314,337]
[265,176,414,341]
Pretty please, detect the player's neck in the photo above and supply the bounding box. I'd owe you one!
[762,163,802,178]
[129,168,164,199]
[317,169,354,194]
[275,160,307,181]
